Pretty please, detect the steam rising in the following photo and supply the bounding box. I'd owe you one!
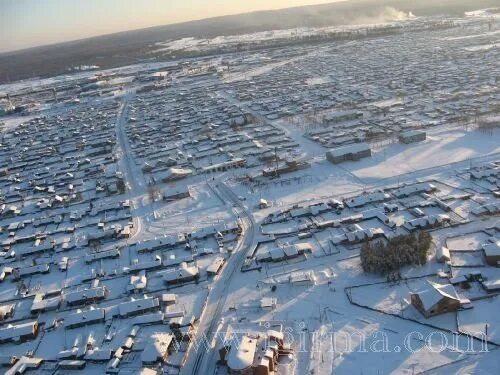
[348,7,416,25]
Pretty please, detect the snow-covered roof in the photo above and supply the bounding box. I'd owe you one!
[207,257,225,274]
[405,214,450,230]
[128,272,147,291]
[227,335,257,371]
[85,248,120,263]
[141,333,174,364]
[84,348,113,361]
[393,182,436,198]
[436,246,451,262]
[14,263,49,277]
[65,287,106,305]
[483,241,500,258]
[118,296,159,317]
[135,236,179,252]
[482,278,500,291]
[5,356,43,375]
[31,293,61,312]
[0,303,15,318]
[326,142,370,157]
[158,167,193,181]
[159,293,177,304]
[65,308,105,329]
[399,129,426,138]
[162,262,199,283]
[413,281,463,312]
[125,257,162,273]
[132,312,164,325]
[0,321,37,342]
[345,191,389,208]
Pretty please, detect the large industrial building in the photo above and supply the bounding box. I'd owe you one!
[326,142,371,164]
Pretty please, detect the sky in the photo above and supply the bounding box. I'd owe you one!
[0,0,347,53]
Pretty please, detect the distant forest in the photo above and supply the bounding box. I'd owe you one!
[0,0,498,84]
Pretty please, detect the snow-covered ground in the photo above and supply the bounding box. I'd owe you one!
[0,6,499,375]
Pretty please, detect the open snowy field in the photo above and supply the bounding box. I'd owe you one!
[458,296,500,345]
[347,128,500,182]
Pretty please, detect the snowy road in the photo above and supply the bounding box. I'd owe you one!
[114,90,155,241]
[183,180,257,375]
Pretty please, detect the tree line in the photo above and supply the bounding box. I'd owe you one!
[360,231,432,274]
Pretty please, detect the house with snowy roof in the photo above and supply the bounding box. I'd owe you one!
[141,333,175,365]
[410,280,470,318]
[162,262,199,285]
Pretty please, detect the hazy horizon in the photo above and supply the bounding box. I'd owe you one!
[0,0,349,53]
